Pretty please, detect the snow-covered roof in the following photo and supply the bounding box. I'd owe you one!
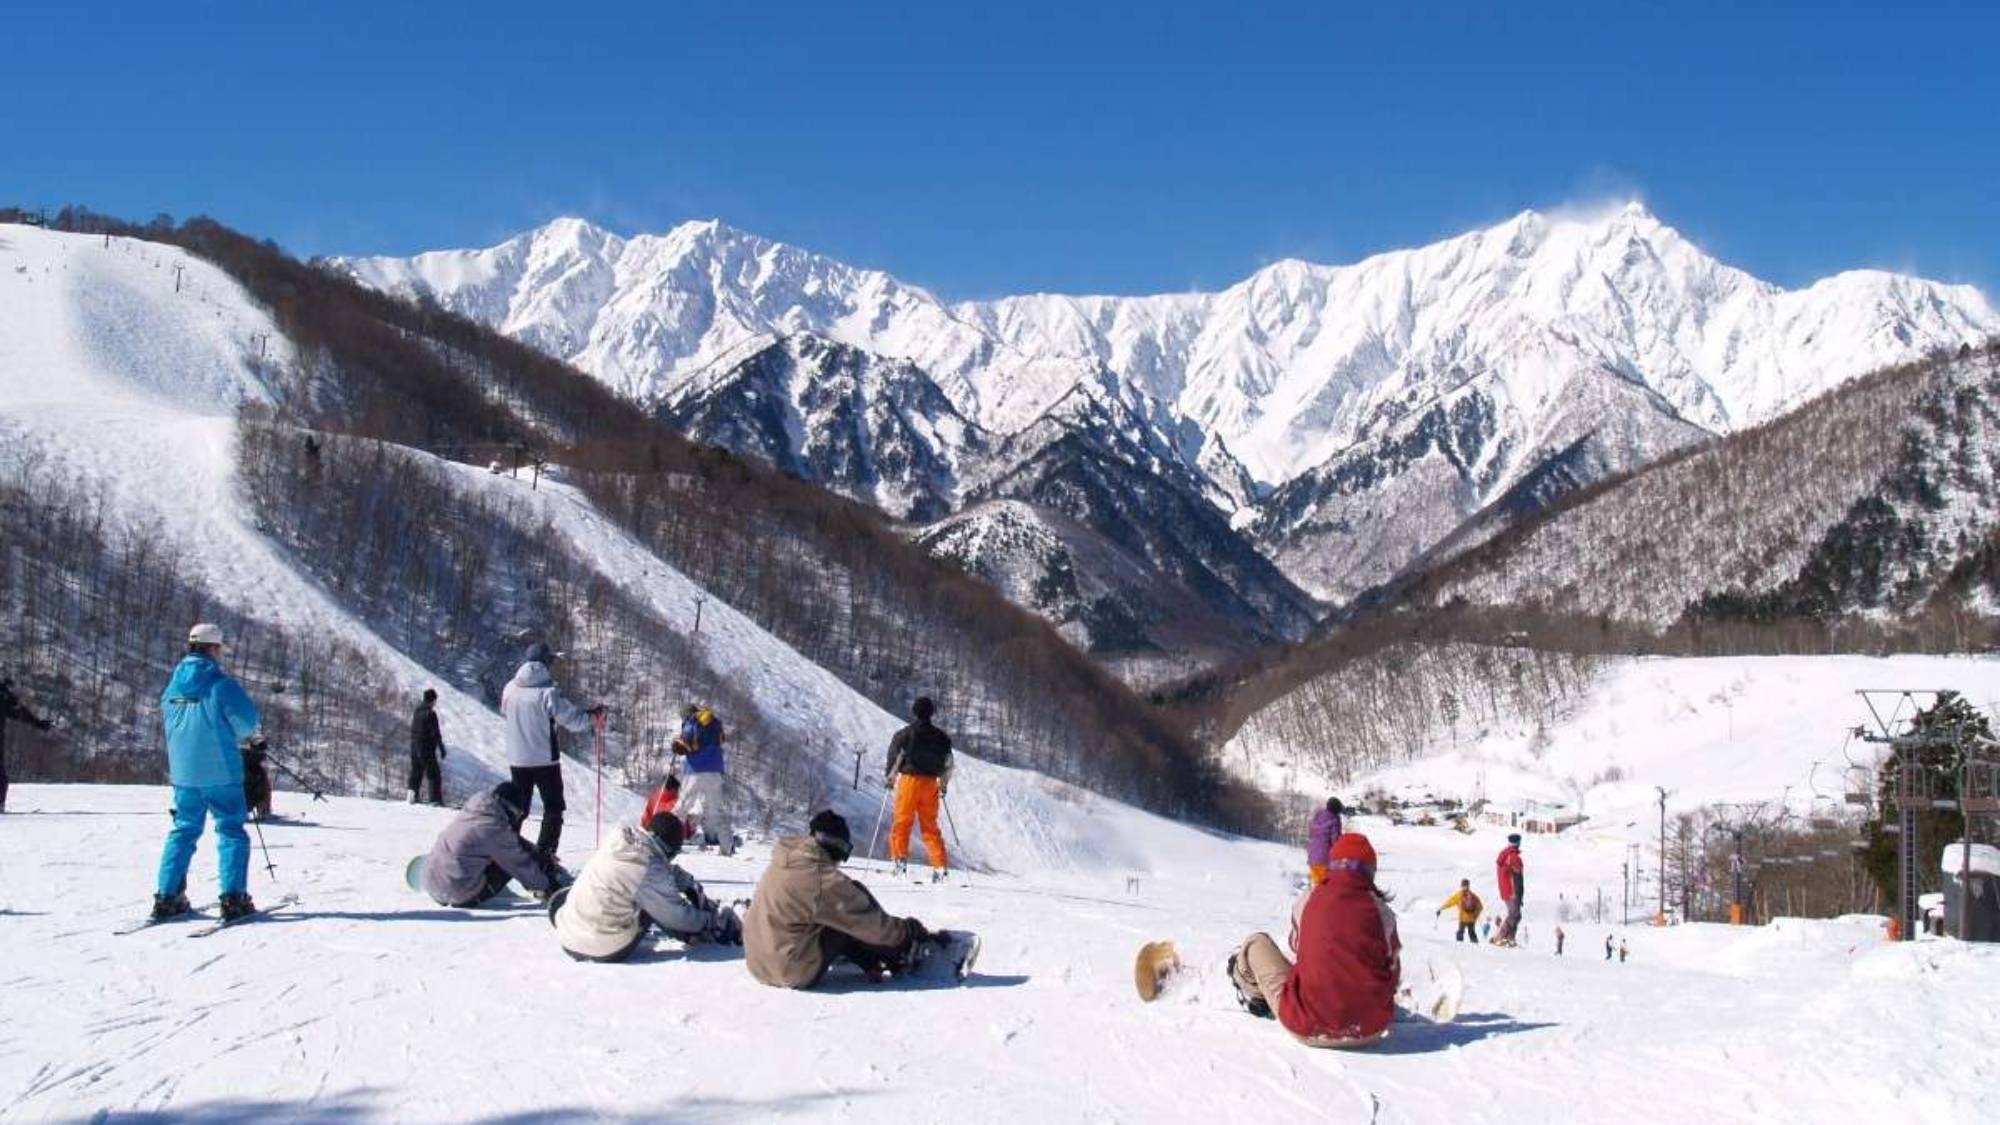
[1939,841,2000,879]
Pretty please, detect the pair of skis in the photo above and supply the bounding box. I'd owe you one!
[113,893,301,938]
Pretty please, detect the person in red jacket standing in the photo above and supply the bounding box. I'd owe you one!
[1228,833,1401,1048]
[1494,833,1525,946]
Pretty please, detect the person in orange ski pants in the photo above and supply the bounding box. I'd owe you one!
[885,696,954,877]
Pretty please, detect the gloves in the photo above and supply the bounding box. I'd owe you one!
[882,773,895,788]
[905,917,932,945]
[439,745,447,759]
[704,905,743,946]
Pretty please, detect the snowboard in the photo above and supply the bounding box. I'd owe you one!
[1132,939,1463,1027]
[911,929,981,983]
[404,854,427,892]
[1395,959,1465,1024]
[1135,940,1183,1002]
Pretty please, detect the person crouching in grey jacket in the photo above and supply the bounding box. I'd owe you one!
[554,814,740,963]
[421,781,558,908]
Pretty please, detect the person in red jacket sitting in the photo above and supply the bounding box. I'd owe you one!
[1228,832,1401,1049]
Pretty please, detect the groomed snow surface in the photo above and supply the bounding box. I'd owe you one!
[5,784,1995,1124]
[1231,653,2000,832]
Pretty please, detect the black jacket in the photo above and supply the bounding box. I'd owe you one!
[887,719,953,779]
[1,683,48,751]
[411,702,444,759]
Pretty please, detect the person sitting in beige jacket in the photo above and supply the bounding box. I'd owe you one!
[554,814,739,963]
[744,810,941,988]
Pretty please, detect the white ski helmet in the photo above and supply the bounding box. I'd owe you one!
[187,622,226,648]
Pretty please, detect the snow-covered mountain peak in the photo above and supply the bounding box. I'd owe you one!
[340,208,1997,605]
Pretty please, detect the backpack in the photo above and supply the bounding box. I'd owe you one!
[1462,890,1482,916]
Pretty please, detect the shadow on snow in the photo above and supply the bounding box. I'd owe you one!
[1370,1010,1558,1054]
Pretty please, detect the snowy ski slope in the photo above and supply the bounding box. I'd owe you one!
[2,783,1993,1124]
[0,221,1294,879]
[1227,653,2000,831]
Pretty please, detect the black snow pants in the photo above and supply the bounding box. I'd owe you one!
[811,927,914,986]
[509,764,565,858]
[1455,922,1479,942]
[450,863,518,909]
[408,751,443,805]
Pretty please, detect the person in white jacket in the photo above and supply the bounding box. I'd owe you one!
[554,813,741,963]
[500,642,603,864]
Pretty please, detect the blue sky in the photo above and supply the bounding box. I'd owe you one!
[7,1,1996,299]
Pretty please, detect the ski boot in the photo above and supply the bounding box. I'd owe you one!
[219,892,256,922]
[151,892,193,921]
[930,866,949,884]
[891,859,908,878]
[1227,953,1272,1018]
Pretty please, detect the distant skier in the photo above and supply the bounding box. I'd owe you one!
[153,624,264,922]
[500,642,603,864]
[241,740,274,820]
[408,688,446,806]
[1493,833,1525,945]
[884,696,954,878]
[1604,934,1614,961]
[642,773,686,841]
[554,813,741,962]
[1306,797,1345,886]
[0,675,52,814]
[1482,918,1493,940]
[743,810,955,988]
[1228,833,1400,1049]
[1436,878,1483,942]
[1619,939,1629,963]
[1555,925,1566,956]
[420,780,561,908]
[673,703,734,855]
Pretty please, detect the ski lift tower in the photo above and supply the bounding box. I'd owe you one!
[1854,690,1962,942]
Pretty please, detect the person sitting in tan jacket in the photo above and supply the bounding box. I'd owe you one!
[744,810,937,988]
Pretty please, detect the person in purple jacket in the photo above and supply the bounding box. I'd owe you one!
[1306,797,1344,886]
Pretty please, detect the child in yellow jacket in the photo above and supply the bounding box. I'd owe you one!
[1437,878,1483,943]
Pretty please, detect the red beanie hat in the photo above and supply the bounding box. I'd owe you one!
[1328,832,1377,875]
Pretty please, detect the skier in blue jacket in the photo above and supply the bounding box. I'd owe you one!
[152,623,264,922]
[673,703,733,855]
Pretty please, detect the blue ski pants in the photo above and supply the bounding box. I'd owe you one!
[156,783,250,896]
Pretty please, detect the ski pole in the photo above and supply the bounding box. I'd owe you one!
[259,748,328,802]
[939,791,970,887]
[249,813,278,879]
[593,711,608,849]
[865,777,894,868]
